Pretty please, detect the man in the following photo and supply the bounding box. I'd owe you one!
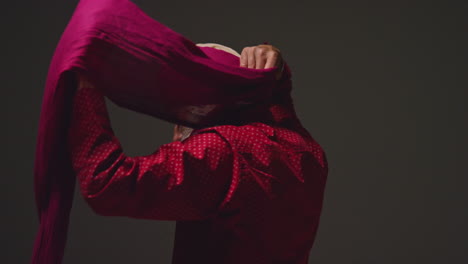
[68,42,328,264]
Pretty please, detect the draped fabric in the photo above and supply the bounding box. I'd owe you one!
[31,0,329,263]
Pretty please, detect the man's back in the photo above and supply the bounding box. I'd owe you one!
[171,123,328,264]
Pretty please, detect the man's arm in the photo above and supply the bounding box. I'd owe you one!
[68,75,234,221]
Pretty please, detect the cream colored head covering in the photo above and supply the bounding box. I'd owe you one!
[196,43,241,57]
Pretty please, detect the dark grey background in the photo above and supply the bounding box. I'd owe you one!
[2,0,467,263]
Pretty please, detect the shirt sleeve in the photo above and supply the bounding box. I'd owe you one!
[67,75,234,221]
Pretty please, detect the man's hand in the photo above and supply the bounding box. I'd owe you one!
[240,44,284,79]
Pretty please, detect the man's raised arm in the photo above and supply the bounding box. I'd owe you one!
[67,74,234,220]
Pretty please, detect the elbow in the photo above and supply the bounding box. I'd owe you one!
[82,193,114,216]
[83,195,126,217]
[81,190,131,217]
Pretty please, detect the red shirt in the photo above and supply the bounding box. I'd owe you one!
[68,81,328,263]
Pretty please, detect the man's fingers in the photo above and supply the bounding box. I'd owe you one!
[255,48,266,69]
[247,47,256,69]
[264,50,278,69]
[240,48,248,68]
[240,47,255,69]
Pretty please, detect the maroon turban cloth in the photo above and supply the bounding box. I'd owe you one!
[31,0,329,263]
